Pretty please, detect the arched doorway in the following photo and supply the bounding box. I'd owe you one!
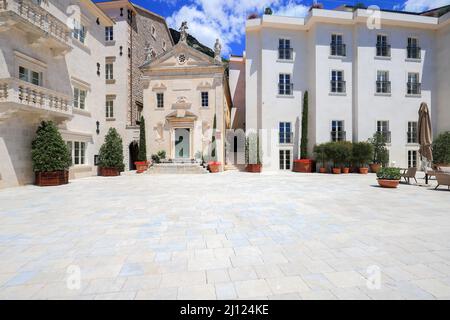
[129,141,139,170]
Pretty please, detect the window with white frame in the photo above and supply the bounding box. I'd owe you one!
[377,120,391,143]
[278,74,293,95]
[331,120,345,142]
[105,26,114,42]
[105,63,114,81]
[201,92,209,108]
[278,39,292,60]
[279,122,292,144]
[408,150,418,168]
[331,70,345,93]
[407,72,421,95]
[72,20,86,44]
[156,93,164,108]
[330,34,346,56]
[67,141,86,166]
[106,100,114,119]
[407,37,420,59]
[376,71,390,94]
[376,35,390,57]
[73,87,86,110]
[279,150,291,170]
[19,66,42,86]
[407,121,418,144]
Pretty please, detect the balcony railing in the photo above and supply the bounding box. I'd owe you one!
[278,48,293,60]
[407,46,421,59]
[331,131,346,142]
[279,132,293,144]
[278,83,293,96]
[376,44,391,57]
[376,81,391,94]
[330,43,346,57]
[407,131,418,144]
[330,80,346,93]
[0,0,71,48]
[0,78,72,117]
[377,131,391,143]
[407,82,421,95]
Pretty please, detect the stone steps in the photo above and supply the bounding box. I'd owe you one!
[224,164,246,171]
[147,163,209,174]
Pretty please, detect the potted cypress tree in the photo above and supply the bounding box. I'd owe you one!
[313,143,328,173]
[369,132,389,173]
[98,128,124,176]
[294,91,313,173]
[246,132,263,172]
[208,114,221,173]
[352,142,374,174]
[32,121,72,187]
[135,116,148,174]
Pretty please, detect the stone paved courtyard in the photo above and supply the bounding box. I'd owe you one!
[0,171,450,300]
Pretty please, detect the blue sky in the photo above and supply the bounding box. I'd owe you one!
[103,0,450,55]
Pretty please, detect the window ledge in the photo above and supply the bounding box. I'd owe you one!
[406,94,422,98]
[329,92,347,96]
[374,56,391,60]
[406,143,419,146]
[278,143,294,147]
[154,108,165,111]
[276,59,294,63]
[277,94,295,99]
[106,79,116,85]
[375,93,392,97]
[329,55,346,59]
[405,58,421,63]
[106,118,116,121]
[73,108,91,117]
[105,40,116,46]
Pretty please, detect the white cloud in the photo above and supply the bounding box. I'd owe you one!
[166,0,309,56]
[402,0,450,12]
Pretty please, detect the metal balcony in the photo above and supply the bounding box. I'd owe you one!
[376,44,391,57]
[376,81,391,94]
[330,80,346,93]
[278,48,293,60]
[331,131,346,142]
[407,82,421,95]
[0,0,71,57]
[279,132,294,144]
[330,43,346,57]
[407,46,421,59]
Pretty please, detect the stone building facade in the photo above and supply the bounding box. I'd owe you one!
[96,0,174,170]
[141,27,232,168]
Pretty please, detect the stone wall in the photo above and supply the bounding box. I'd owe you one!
[130,7,173,127]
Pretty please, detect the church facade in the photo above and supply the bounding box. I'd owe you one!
[141,24,232,168]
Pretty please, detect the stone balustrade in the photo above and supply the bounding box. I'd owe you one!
[0,0,70,46]
[0,78,72,117]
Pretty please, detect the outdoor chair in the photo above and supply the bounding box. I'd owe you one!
[401,167,418,184]
[435,173,450,190]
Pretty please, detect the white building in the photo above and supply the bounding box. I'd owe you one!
[243,5,450,171]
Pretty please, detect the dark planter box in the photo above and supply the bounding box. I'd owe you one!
[293,159,313,173]
[35,171,69,187]
[246,164,262,173]
[99,167,120,177]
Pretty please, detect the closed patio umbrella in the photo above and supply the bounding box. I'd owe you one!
[418,102,433,164]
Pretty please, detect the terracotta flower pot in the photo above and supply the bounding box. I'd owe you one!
[370,163,381,174]
[293,159,313,173]
[359,167,369,174]
[378,179,400,188]
[332,168,342,174]
[208,162,221,173]
[35,171,69,187]
[246,164,262,173]
[319,167,327,174]
[99,167,120,177]
[135,161,148,174]
[342,167,350,174]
